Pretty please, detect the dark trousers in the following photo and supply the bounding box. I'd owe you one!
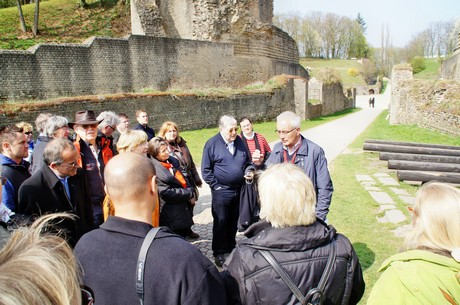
[211,188,240,257]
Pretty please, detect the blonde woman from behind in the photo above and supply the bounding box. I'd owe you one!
[368,181,460,305]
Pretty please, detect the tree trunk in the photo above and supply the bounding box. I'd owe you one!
[365,139,460,151]
[363,143,460,157]
[32,0,39,36]
[16,0,27,33]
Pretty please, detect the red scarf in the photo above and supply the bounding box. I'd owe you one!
[160,161,187,188]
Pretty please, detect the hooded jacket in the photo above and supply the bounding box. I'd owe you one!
[222,220,365,305]
[367,250,460,305]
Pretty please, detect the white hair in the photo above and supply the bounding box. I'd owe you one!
[277,111,301,128]
[97,111,120,129]
[219,115,237,130]
[44,116,68,137]
[259,163,316,228]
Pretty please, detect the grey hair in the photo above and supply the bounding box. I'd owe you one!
[43,138,76,165]
[34,113,53,133]
[219,115,237,129]
[44,116,68,137]
[277,111,301,128]
[97,111,120,130]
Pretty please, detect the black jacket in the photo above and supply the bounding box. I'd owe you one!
[151,157,194,232]
[222,220,365,305]
[75,216,227,305]
[17,166,94,245]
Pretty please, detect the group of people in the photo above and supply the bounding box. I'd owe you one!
[0,109,459,305]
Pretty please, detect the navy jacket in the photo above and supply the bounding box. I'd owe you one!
[75,216,227,305]
[201,133,250,190]
[265,136,333,220]
[133,123,155,141]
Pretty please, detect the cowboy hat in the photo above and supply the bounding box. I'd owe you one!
[69,110,102,128]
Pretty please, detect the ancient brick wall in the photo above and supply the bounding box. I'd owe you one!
[391,67,460,136]
[0,85,295,132]
[441,51,460,81]
[0,35,306,100]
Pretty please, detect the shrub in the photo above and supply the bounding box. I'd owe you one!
[411,57,426,74]
[347,68,360,77]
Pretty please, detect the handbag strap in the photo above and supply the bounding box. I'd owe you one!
[257,238,337,305]
[136,227,161,305]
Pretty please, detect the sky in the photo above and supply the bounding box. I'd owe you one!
[273,0,460,48]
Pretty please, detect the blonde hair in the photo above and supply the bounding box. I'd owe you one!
[403,182,460,254]
[16,121,33,133]
[116,130,148,153]
[158,121,181,144]
[258,163,316,228]
[0,213,82,305]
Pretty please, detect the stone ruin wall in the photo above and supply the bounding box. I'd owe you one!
[391,67,460,136]
[0,0,306,101]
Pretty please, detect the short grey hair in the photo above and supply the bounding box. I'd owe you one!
[277,111,301,128]
[34,113,52,133]
[97,111,120,130]
[43,138,76,165]
[219,115,237,130]
[44,116,68,138]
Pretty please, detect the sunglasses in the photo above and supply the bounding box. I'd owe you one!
[81,286,94,305]
[24,131,33,135]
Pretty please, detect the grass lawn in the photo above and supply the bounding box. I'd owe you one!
[183,109,459,304]
[300,58,367,86]
[413,58,441,80]
[328,110,460,303]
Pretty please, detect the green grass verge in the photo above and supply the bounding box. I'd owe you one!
[328,110,460,303]
[413,58,441,80]
[300,58,367,86]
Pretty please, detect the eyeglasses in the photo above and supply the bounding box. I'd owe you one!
[57,159,80,168]
[24,131,33,135]
[81,286,94,305]
[275,128,296,135]
[108,126,116,131]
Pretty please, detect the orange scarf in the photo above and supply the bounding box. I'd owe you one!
[160,161,187,188]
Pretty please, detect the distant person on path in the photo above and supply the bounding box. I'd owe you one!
[239,117,271,166]
[133,110,155,141]
[367,182,460,305]
[18,138,94,246]
[75,152,227,305]
[202,115,255,267]
[158,121,202,239]
[369,89,375,108]
[265,111,333,221]
[222,163,365,305]
[0,125,30,213]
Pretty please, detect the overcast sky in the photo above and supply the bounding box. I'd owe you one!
[273,0,460,48]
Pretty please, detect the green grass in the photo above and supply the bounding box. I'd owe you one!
[300,58,367,86]
[413,58,441,80]
[328,110,460,303]
[0,0,130,50]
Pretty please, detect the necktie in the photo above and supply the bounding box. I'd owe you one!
[60,177,71,201]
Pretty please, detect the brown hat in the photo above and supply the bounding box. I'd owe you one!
[69,110,102,128]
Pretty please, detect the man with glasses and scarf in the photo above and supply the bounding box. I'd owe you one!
[265,111,333,221]
[18,138,94,246]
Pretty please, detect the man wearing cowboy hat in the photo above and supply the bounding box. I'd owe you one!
[70,110,113,227]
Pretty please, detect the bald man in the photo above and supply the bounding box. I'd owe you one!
[74,152,226,305]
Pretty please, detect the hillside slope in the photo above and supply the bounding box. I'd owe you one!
[0,0,130,49]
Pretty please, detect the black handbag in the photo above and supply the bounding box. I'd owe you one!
[256,238,336,305]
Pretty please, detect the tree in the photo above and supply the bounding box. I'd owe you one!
[32,0,39,36]
[16,0,27,33]
[356,13,367,34]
